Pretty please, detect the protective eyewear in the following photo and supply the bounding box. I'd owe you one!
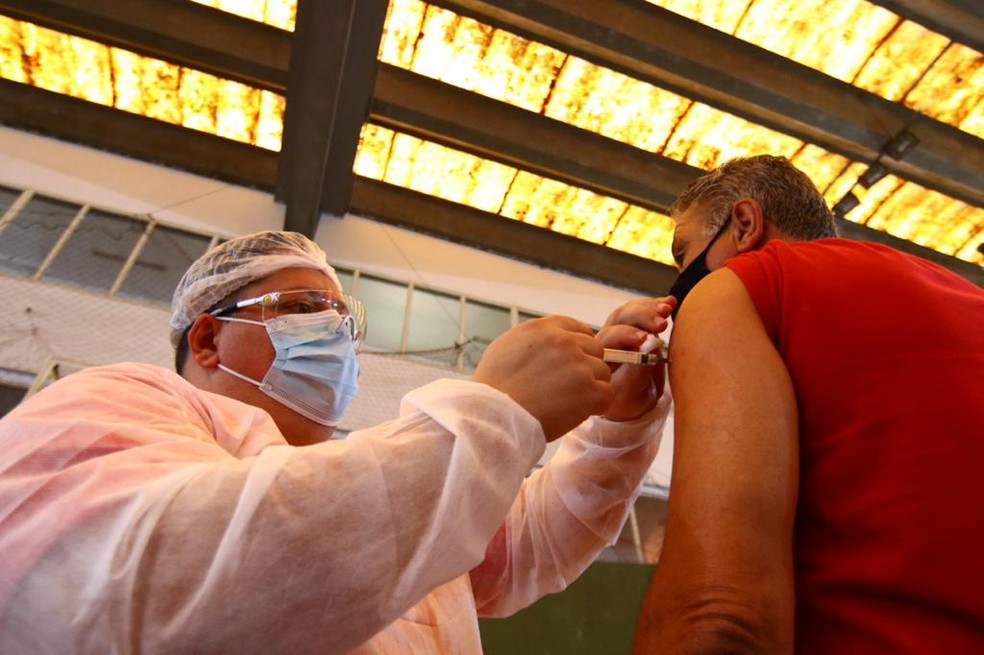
[210,289,367,346]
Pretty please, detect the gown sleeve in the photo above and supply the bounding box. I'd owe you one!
[470,391,671,616]
[0,364,546,655]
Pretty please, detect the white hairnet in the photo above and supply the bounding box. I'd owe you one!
[169,231,342,348]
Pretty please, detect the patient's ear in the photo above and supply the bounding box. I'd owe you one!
[188,314,221,369]
[731,198,767,253]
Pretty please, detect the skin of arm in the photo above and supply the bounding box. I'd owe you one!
[633,268,799,654]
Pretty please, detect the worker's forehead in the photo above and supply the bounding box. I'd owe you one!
[241,267,338,293]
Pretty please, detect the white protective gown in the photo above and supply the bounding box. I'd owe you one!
[0,362,668,654]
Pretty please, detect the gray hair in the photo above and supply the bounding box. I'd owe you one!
[671,155,837,239]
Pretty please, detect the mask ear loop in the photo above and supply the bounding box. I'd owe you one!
[667,216,733,320]
[682,215,733,275]
[217,363,264,387]
[212,315,268,386]
[216,315,266,327]
[339,314,360,347]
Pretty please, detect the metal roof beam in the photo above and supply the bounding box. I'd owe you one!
[369,68,981,287]
[19,0,982,212]
[274,0,388,236]
[370,64,698,211]
[431,0,984,209]
[0,3,979,285]
[0,79,677,294]
[0,79,979,288]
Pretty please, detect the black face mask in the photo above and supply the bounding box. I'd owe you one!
[667,219,731,321]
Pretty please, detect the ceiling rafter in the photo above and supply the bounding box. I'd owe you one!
[371,64,697,211]
[275,0,388,234]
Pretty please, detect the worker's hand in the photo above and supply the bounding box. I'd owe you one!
[471,315,614,442]
[595,296,676,422]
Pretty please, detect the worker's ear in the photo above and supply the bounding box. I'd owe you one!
[187,314,221,369]
[731,197,767,253]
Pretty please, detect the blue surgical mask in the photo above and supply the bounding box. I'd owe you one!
[667,218,731,321]
[217,310,360,427]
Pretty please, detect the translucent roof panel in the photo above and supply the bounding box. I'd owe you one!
[189,0,984,140]
[385,2,566,113]
[0,17,285,150]
[377,0,982,264]
[353,123,677,264]
[190,0,296,31]
[905,42,984,139]
[845,175,984,262]
[0,3,980,267]
[645,0,984,140]
[379,2,830,183]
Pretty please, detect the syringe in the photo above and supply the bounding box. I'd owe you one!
[603,348,669,365]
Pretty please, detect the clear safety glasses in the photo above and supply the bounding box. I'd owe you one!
[210,289,367,346]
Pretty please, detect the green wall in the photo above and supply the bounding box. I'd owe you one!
[479,562,656,655]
